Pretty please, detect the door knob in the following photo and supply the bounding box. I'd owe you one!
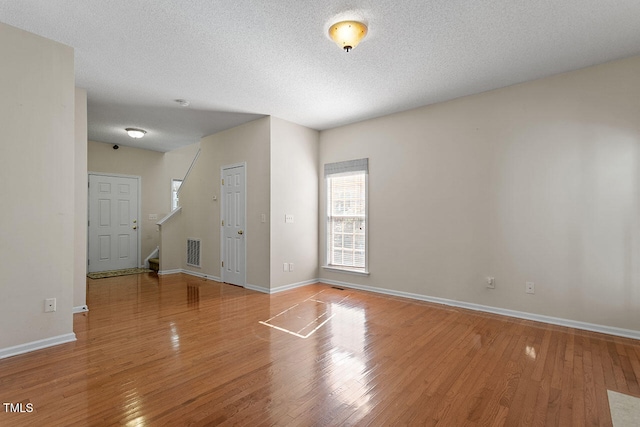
[133,226,138,230]
[238,230,243,235]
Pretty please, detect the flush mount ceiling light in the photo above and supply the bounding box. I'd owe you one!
[329,20,368,52]
[125,128,147,139]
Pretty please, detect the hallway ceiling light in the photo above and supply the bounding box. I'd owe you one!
[329,20,368,52]
[125,128,147,139]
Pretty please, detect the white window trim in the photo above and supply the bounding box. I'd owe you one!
[322,265,370,276]
[171,178,183,211]
[323,159,369,274]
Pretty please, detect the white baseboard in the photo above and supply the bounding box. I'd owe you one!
[320,278,640,341]
[181,269,222,282]
[73,305,89,314]
[158,269,182,276]
[0,333,77,360]
[269,279,321,294]
[245,283,269,293]
[246,279,319,294]
[158,268,221,283]
[157,270,313,294]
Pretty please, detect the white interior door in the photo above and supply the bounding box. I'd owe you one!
[88,174,140,272]
[221,164,246,286]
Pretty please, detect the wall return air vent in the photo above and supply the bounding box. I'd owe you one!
[186,238,201,267]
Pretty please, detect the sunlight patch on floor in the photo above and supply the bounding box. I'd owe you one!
[259,290,350,339]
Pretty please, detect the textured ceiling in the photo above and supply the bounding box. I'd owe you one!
[1,0,640,152]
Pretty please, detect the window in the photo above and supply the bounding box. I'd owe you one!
[171,179,183,211]
[324,159,368,273]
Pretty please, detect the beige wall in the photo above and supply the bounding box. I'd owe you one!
[88,141,165,260]
[270,117,319,288]
[168,117,318,291]
[164,142,201,197]
[156,143,200,272]
[319,56,640,332]
[0,23,76,351]
[87,141,199,261]
[159,210,185,272]
[74,88,88,309]
[179,118,271,287]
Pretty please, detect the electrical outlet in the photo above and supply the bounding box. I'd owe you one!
[283,262,288,272]
[526,282,535,294]
[289,263,294,272]
[486,277,495,289]
[45,298,56,312]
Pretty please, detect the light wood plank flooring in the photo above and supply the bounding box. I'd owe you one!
[1,273,639,426]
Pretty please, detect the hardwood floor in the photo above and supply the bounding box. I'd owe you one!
[1,273,639,426]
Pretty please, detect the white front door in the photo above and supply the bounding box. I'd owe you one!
[88,174,140,272]
[221,164,246,286]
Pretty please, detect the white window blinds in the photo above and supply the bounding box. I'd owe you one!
[325,159,368,271]
[324,158,369,177]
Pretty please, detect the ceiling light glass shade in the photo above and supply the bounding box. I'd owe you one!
[329,20,367,52]
[125,128,147,138]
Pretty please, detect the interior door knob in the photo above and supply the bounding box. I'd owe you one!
[238,230,243,235]
[133,226,137,230]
